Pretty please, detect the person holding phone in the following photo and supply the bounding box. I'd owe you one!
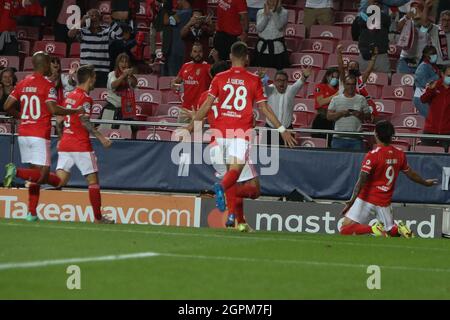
[181,9,215,62]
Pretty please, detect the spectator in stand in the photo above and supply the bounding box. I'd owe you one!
[101,53,138,134]
[214,0,249,61]
[68,9,123,88]
[420,66,450,151]
[16,0,45,28]
[304,0,334,37]
[171,42,212,123]
[422,1,450,68]
[254,0,289,70]
[311,67,340,143]
[111,0,140,25]
[336,44,379,118]
[161,0,192,76]
[327,75,371,151]
[0,0,19,56]
[48,57,77,106]
[354,0,391,73]
[263,66,312,145]
[396,0,431,74]
[247,0,265,22]
[0,67,17,113]
[181,9,215,63]
[413,45,441,117]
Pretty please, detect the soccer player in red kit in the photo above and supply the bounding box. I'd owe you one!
[187,41,296,232]
[3,51,80,222]
[341,120,438,237]
[55,65,114,224]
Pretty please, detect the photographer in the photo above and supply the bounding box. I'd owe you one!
[181,9,215,63]
[354,0,391,73]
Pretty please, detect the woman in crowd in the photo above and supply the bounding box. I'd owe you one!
[48,56,77,106]
[0,68,17,113]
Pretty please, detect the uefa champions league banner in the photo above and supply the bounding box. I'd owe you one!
[199,198,443,238]
[0,136,449,204]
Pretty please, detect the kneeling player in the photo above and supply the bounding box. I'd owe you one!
[341,120,438,237]
[56,65,114,224]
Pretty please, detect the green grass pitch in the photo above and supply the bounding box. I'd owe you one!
[0,218,450,299]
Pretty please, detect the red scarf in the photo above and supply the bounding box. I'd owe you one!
[397,18,415,50]
[115,70,137,119]
[437,25,449,61]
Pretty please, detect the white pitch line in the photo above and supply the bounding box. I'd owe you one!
[0,252,160,271]
[1,221,450,252]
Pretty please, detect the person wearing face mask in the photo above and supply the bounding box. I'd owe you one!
[419,66,450,151]
[421,1,450,68]
[413,45,441,117]
[311,68,340,142]
[397,0,431,74]
[327,75,372,151]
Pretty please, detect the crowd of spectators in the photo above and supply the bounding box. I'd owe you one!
[1,0,450,151]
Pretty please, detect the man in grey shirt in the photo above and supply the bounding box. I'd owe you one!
[263,66,311,145]
[327,75,371,151]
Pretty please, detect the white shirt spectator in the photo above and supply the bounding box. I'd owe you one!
[256,7,288,55]
[305,0,333,8]
[106,71,122,108]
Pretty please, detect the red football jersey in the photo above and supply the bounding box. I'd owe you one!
[208,66,266,138]
[358,145,410,207]
[9,73,58,140]
[0,1,18,32]
[58,88,93,152]
[314,83,338,110]
[178,61,211,110]
[216,0,247,36]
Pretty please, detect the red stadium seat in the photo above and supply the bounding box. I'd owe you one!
[91,88,109,101]
[16,26,40,41]
[293,98,315,112]
[290,53,325,69]
[135,74,158,89]
[400,101,418,115]
[287,9,297,23]
[336,40,360,55]
[284,67,315,83]
[297,10,304,24]
[310,25,344,41]
[98,129,132,139]
[162,91,182,104]
[0,56,19,70]
[23,57,33,71]
[15,71,32,82]
[154,104,181,117]
[413,145,446,153]
[300,39,335,54]
[292,112,311,128]
[364,84,381,99]
[373,99,395,117]
[382,86,414,101]
[248,22,258,36]
[69,42,80,58]
[33,41,67,58]
[392,128,418,147]
[297,137,327,148]
[61,58,80,71]
[327,53,358,68]
[366,72,389,87]
[391,73,415,87]
[0,123,11,134]
[391,114,425,131]
[136,129,175,141]
[391,143,410,151]
[91,100,107,117]
[335,11,357,25]
[285,24,306,39]
[135,89,162,104]
[388,44,401,59]
[158,76,175,91]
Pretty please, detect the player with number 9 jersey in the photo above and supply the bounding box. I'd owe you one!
[208,66,267,138]
[358,145,410,207]
[9,73,58,140]
[58,88,94,152]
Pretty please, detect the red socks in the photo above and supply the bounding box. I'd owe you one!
[235,196,245,224]
[17,168,61,187]
[225,183,237,215]
[389,225,400,237]
[88,184,102,220]
[340,224,373,235]
[221,169,240,191]
[236,183,260,199]
[28,183,40,216]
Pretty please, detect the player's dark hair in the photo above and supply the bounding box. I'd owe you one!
[231,41,248,59]
[77,65,96,84]
[344,74,357,84]
[321,67,339,84]
[210,61,230,77]
[375,120,395,145]
[275,70,288,80]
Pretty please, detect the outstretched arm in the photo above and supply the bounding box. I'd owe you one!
[342,171,369,214]
[80,115,112,148]
[259,101,297,148]
[186,95,214,133]
[404,168,438,186]
[3,96,20,119]
[46,101,81,116]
